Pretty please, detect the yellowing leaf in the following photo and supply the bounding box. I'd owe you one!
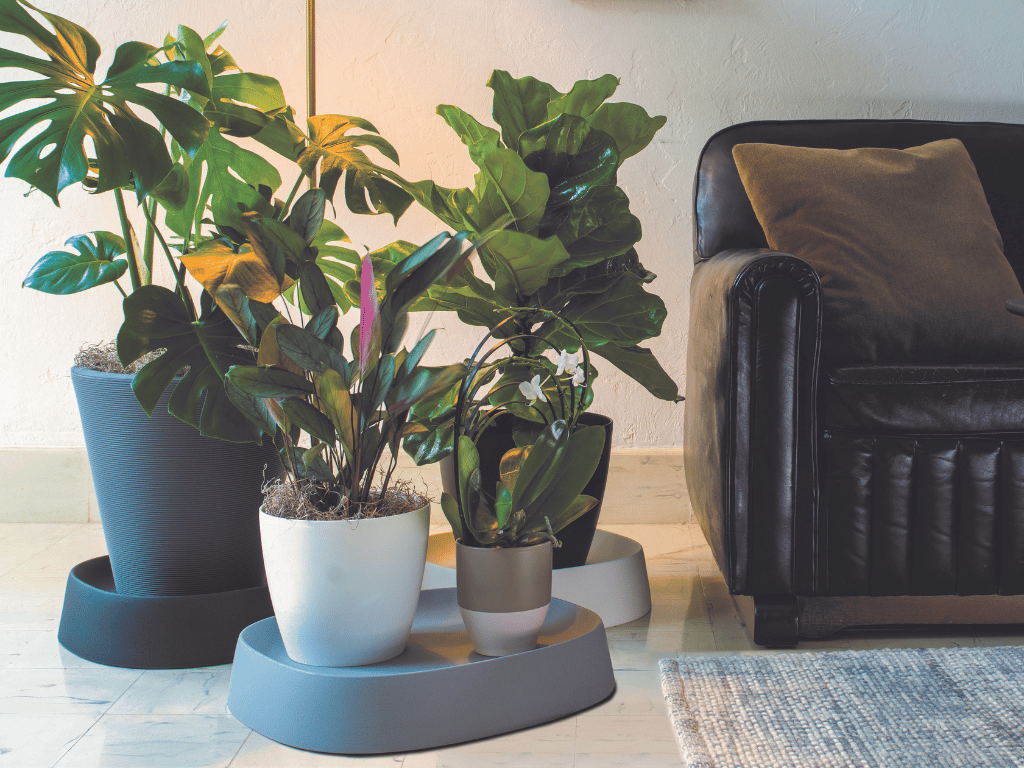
[257,318,303,375]
[181,241,291,303]
[316,368,355,459]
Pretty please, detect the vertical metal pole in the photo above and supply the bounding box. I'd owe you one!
[306,0,317,188]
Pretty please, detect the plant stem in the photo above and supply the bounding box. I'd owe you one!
[140,202,197,322]
[141,197,157,286]
[278,172,306,220]
[114,189,142,292]
[113,280,128,299]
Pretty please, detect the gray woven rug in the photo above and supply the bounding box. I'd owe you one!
[660,645,1024,768]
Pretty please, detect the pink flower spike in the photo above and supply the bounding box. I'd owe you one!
[359,255,379,377]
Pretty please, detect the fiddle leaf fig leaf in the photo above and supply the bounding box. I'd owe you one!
[587,102,666,163]
[521,117,619,213]
[23,231,126,294]
[560,274,667,346]
[299,114,413,221]
[590,342,680,402]
[553,185,641,267]
[545,74,619,121]
[437,104,501,149]
[483,230,570,299]
[486,70,562,152]
[117,285,263,443]
[469,142,549,232]
[0,0,210,201]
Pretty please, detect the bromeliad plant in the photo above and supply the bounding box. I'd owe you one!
[440,309,606,548]
[400,69,680,465]
[224,231,475,516]
[3,1,413,443]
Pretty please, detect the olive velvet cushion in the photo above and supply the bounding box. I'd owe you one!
[732,138,1024,369]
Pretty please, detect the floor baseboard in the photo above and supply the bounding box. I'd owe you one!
[0,447,691,525]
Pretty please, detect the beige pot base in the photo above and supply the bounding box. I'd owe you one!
[460,604,551,656]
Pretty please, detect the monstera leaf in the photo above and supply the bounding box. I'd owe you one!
[298,114,413,222]
[0,0,210,202]
[117,286,264,443]
[23,231,127,294]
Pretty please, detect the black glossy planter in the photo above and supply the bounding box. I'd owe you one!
[70,367,281,596]
[441,412,613,568]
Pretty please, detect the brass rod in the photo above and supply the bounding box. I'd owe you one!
[306,0,317,188]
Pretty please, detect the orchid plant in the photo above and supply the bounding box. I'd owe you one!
[224,231,475,515]
[439,309,606,547]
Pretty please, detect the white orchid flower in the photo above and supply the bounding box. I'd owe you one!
[519,374,547,403]
[572,366,587,387]
[555,349,579,376]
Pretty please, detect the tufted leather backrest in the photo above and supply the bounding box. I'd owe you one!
[693,119,1024,291]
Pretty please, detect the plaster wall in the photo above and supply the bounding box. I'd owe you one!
[1,0,1022,449]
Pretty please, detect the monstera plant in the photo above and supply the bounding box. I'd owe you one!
[2,0,412,443]
[396,69,681,464]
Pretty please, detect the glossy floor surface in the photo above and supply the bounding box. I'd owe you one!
[1,521,1021,767]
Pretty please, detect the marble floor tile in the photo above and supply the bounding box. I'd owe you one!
[0,713,96,768]
[0,523,83,547]
[404,753,575,768]
[52,714,251,768]
[0,629,50,655]
[106,669,232,715]
[0,655,14,669]
[0,667,141,716]
[6,632,115,670]
[578,669,668,718]
[229,732,404,767]
[575,714,678,753]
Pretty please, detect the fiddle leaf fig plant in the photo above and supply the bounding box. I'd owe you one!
[2,1,413,443]
[399,69,680,465]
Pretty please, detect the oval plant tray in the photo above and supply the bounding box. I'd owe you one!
[227,588,615,754]
[57,556,274,669]
[423,529,653,627]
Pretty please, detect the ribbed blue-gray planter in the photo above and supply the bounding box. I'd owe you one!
[71,367,280,597]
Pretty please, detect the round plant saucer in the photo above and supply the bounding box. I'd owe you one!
[57,556,274,669]
[422,528,652,627]
[227,588,615,754]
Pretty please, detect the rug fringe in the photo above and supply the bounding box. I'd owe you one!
[659,658,716,768]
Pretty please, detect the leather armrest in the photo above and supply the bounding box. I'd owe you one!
[684,249,822,595]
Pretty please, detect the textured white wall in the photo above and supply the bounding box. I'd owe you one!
[2,0,1023,448]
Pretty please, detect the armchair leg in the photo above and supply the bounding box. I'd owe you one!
[753,595,799,648]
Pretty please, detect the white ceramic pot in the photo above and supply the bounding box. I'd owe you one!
[260,502,430,667]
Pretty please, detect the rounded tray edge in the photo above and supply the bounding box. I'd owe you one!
[227,591,616,754]
[58,556,273,669]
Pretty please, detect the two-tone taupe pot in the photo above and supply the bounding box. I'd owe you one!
[455,540,553,657]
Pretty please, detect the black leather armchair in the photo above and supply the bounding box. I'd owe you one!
[684,120,1024,646]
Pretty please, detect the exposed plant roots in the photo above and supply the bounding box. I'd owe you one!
[261,477,429,521]
[73,342,164,375]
